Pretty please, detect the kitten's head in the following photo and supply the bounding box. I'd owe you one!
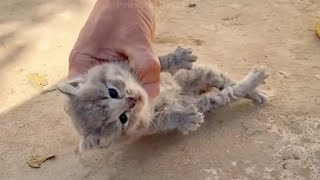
[58,63,152,151]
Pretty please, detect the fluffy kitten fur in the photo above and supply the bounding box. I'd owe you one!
[58,46,270,151]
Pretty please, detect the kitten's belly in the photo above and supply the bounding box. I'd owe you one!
[153,72,181,109]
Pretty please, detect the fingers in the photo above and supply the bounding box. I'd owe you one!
[143,82,160,98]
[135,55,160,98]
[68,50,105,79]
[127,48,160,98]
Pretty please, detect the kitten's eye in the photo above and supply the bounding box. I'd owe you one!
[119,113,128,124]
[109,88,119,98]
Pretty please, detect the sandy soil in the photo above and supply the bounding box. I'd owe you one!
[1,0,320,179]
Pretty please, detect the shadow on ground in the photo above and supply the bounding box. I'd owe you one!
[0,87,269,179]
[0,0,85,70]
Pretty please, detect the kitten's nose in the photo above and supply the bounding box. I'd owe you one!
[127,97,137,109]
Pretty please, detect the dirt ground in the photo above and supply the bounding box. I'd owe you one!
[0,0,319,179]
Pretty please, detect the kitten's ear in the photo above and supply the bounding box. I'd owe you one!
[57,76,86,96]
[79,135,101,152]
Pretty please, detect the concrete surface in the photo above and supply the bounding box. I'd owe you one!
[0,0,320,179]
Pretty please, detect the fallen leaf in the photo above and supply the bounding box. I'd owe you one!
[188,3,196,7]
[27,73,48,89]
[27,154,55,168]
[317,22,320,38]
[315,74,320,80]
[41,87,57,94]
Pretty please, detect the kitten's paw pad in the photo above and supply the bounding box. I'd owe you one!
[178,106,204,135]
[79,136,100,152]
[173,46,198,70]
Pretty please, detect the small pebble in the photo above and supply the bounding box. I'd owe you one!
[188,3,196,7]
[265,123,272,130]
[301,137,312,143]
[282,163,289,169]
[282,154,291,161]
[292,154,300,160]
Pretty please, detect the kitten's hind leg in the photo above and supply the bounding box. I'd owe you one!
[196,66,270,113]
[174,65,268,104]
[151,104,204,135]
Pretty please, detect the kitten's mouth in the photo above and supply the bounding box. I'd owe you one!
[126,95,144,111]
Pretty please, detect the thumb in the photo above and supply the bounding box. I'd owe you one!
[127,49,160,98]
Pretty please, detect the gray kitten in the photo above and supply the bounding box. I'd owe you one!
[58,47,270,151]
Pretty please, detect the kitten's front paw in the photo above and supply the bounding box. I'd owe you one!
[173,46,198,70]
[79,135,100,152]
[178,105,204,135]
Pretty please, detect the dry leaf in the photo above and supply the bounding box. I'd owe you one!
[317,22,320,39]
[188,3,196,7]
[27,154,55,168]
[27,73,48,89]
[315,74,320,80]
[41,87,57,94]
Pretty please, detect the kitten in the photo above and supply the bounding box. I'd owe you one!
[58,46,270,151]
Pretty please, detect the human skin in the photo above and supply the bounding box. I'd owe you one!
[68,0,160,98]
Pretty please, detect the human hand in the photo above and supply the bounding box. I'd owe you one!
[68,0,160,98]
